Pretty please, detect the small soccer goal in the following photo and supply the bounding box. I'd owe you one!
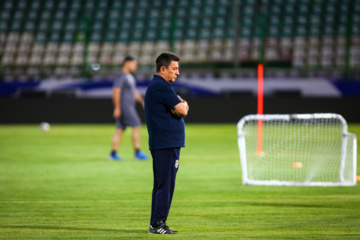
[237,113,357,186]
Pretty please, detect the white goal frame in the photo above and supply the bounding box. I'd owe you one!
[237,113,357,186]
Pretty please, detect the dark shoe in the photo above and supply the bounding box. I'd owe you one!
[148,221,177,234]
[164,223,178,233]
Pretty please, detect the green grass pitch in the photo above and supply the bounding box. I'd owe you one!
[0,124,359,239]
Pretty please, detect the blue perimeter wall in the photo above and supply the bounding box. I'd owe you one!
[1,97,360,123]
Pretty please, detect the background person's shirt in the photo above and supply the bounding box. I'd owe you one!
[113,71,136,109]
[145,75,185,150]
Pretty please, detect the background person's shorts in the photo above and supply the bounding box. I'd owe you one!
[115,107,141,129]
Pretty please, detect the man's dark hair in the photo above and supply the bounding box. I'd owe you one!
[123,55,136,64]
[156,52,180,72]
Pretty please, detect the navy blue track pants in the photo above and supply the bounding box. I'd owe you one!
[150,147,180,226]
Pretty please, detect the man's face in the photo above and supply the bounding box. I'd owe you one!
[127,60,137,73]
[163,61,179,83]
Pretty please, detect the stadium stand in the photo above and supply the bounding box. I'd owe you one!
[0,0,359,81]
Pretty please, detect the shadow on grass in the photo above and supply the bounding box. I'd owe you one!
[243,202,334,208]
[0,224,145,234]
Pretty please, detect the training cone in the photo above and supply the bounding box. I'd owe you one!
[292,162,302,168]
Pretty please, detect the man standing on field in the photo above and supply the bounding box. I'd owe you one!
[109,56,149,161]
[145,52,189,234]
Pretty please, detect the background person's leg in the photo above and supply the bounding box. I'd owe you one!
[112,128,124,151]
[132,125,149,160]
[132,126,141,150]
[109,127,125,160]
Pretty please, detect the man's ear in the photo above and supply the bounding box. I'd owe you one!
[160,66,166,73]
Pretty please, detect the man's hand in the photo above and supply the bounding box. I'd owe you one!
[171,95,189,117]
[171,108,177,116]
[178,95,189,110]
[182,100,189,111]
[113,107,121,118]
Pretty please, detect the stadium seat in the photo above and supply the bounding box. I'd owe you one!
[99,53,112,65]
[35,32,47,42]
[18,42,32,54]
[59,43,72,54]
[43,53,56,66]
[2,53,15,65]
[90,31,103,42]
[0,22,7,32]
[63,32,75,42]
[57,53,70,66]
[239,48,250,61]
[182,40,195,51]
[0,33,7,46]
[54,67,68,78]
[7,33,20,44]
[114,42,127,52]
[73,43,84,53]
[223,49,234,61]
[49,32,61,42]
[29,53,42,66]
[308,46,320,58]
[71,53,84,65]
[141,42,155,54]
[210,50,222,62]
[139,54,152,65]
[88,43,100,54]
[265,48,279,61]
[211,39,223,50]
[182,50,196,63]
[128,42,141,54]
[112,54,124,65]
[196,49,208,62]
[101,43,113,53]
[32,43,45,53]
[250,48,259,61]
[3,0,14,10]
[45,43,58,54]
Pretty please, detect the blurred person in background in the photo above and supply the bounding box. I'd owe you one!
[109,56,149,161]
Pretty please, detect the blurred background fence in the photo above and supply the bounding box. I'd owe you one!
[1,0,359,80]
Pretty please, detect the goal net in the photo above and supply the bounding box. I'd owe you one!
[237,113,357,186]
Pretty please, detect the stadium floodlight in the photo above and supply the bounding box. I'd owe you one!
[237,113,357,186]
